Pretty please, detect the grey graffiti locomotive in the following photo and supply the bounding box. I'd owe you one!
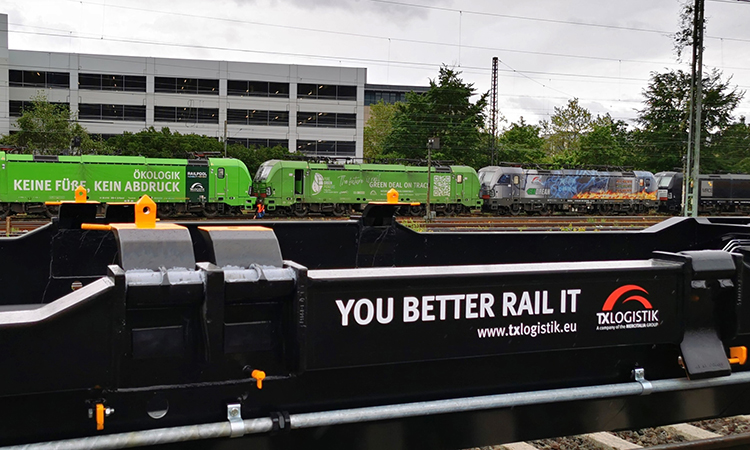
[479,165,658,215]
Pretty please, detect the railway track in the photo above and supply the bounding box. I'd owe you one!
[399,215,666,232]
[0,215,668,235]
[488,416,750,450]
[0,218,50,235]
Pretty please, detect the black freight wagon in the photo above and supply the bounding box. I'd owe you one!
[3,202,750,449]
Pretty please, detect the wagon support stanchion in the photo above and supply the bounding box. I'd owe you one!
[425,137,439,222]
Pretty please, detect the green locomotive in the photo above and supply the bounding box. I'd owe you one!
[253,159,482,216]
[0,152,255,217]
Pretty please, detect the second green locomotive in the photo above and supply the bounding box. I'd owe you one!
[253,160,483,216]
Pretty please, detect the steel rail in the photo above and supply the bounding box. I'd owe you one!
[6,372,750,450]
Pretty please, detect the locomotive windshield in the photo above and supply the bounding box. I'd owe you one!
[478,170,495,186]
[658,176,673,188]
[255,163,274,182]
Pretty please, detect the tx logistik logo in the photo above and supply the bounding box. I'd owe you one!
[596,285,660,331]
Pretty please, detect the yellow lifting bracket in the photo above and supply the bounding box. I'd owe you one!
[81,195,183,232]
[371,188,421,206]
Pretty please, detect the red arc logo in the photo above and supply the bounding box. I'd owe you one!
[602,285,652,311]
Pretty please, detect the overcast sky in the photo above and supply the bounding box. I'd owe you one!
[4,0,750,129]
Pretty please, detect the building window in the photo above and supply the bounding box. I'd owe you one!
[78,104,146,121]
[154,77,219,95]
[89,133,121,142]
[297,112,356,128]
[365,90,413,105]
[297,140,356,157]
[79,73,146,92]
[197,108,219,124]
[297,84,357,101]
[154,106,219,123]
[10,70,70,89]
[227,109,289,126]
[227,80,289,97]
[227,138,289,149]
[10,100,70,117]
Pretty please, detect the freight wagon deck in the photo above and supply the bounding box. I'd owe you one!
[3,202,750,449]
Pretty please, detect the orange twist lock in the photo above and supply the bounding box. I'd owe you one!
[95,403,105,430]
[251,369,266,389]
[729,346,747,365]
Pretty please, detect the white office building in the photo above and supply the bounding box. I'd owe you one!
[0,13,366,158]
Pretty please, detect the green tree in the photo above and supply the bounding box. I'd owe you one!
[540,98,592,163]
[703,117,750,173]
[1,92,94,154]
[496,117,545,163]
[106,127,224,158]
[578,114,633,167]
[105,127,294,175]
[382,66,488,167]
[635,69,744,173]
[364,100,398,160]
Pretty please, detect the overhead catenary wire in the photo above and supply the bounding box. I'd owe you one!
[5,0,750,128]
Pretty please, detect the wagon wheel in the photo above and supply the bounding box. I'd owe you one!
[597,204,613,215]
[157,203,176,219]
[444,204,457,216]
[331,204,347,217]
[538,205,552,216]
[509,203,521,216]
[0,204,9,220]
[293,204,309,217]
[409,205,425,217]
[44,204,60,219]
[202,203,220,218]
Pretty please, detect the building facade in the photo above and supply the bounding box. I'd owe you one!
[0,14,367,158]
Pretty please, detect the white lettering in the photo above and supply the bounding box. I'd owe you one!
[335,299,355,326]
[404,296,419,322]
[354,299,374,325]
[503,292,518,317]
[422,295,435,321]
[376,297,393,324]
[480,293,495,318]
[465,293,478,319]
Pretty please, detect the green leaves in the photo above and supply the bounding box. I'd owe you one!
[635,69,745,172]
[3,92,88,154]
[381,66,489,167]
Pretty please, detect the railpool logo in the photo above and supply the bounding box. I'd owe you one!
[595,285,660,331]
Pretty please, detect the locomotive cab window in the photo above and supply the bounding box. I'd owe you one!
[499,174,510,184]
[512,175,520,185]
[217,168,225,179]
[456,174,463,183]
